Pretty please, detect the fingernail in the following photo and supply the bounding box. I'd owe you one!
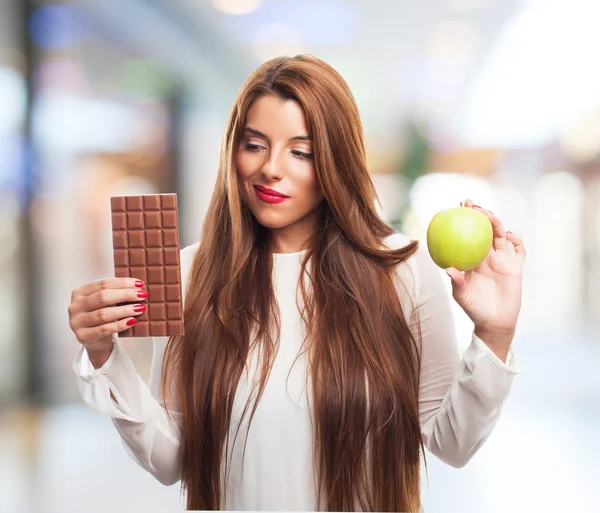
[126,318,138,326]
[133,304,146,312]
[473,204,482,209]
[507,231,513,235]
[137,290,148,298]
[135,280,145,288]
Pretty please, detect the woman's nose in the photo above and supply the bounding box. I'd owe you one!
[260,152,284,181]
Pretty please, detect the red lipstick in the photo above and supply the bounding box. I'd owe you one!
[254,185,289,204]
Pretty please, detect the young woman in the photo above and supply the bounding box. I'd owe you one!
[68,55,525,512]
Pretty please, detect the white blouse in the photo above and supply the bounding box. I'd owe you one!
[73,232,518,511]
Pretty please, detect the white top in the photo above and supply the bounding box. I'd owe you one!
[73,232,518,511]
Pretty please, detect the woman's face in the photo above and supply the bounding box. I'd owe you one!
[236,94,324,244]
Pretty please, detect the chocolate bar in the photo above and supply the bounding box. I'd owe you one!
[110,193,184,337]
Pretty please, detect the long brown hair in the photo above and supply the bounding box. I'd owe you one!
[162,55,426,511]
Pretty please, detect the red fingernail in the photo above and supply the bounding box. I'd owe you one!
[133,304,146,312]
[473,204,482,208]
[135,280,145,288]
[126,318,138,326]
[137,290,148,298]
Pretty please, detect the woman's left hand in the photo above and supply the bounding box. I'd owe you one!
[445,199,526,361]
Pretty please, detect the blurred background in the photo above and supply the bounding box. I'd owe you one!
[1,0,599,511]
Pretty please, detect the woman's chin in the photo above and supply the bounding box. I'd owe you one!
[251,210,293,229]
[255,217,290,229]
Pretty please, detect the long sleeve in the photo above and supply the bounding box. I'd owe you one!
[386,231,518,469]
[73,334,183,485]
[408,244,518,468]
[72,243,200,485]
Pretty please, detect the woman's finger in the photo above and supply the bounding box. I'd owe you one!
[75,277,144,300]
[76,318,137,344]
[506,231,526,259]
[472,205,507,251]
[445,267,467,298]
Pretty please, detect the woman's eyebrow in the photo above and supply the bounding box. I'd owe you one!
[243,127,311,142]
[244,127,267,138]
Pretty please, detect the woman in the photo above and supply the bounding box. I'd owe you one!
[69,55,525,512]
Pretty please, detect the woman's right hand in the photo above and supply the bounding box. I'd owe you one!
[68,278,148,368]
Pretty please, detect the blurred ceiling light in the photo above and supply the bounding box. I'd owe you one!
[427,20,479,68]
[460,0,600,147]
[560,109,600,164]
[212,0,263,15]
[252,22,307,62]
[443,0,486,12]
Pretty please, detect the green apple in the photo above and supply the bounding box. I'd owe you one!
[426,206,493,271]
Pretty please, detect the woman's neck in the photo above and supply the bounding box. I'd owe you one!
[267,207,320,254]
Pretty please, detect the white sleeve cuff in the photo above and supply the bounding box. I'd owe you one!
[72,336,151,423]
[471,331,519,375]
[74,333,119,382]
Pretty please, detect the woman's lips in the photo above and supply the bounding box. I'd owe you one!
[253,185,289,204]
[254,185,288,197]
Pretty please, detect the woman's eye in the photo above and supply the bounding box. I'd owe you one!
[244,143,263,152]
[291,150,314,160]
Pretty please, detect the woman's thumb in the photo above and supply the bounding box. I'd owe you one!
[446,267,466,296]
